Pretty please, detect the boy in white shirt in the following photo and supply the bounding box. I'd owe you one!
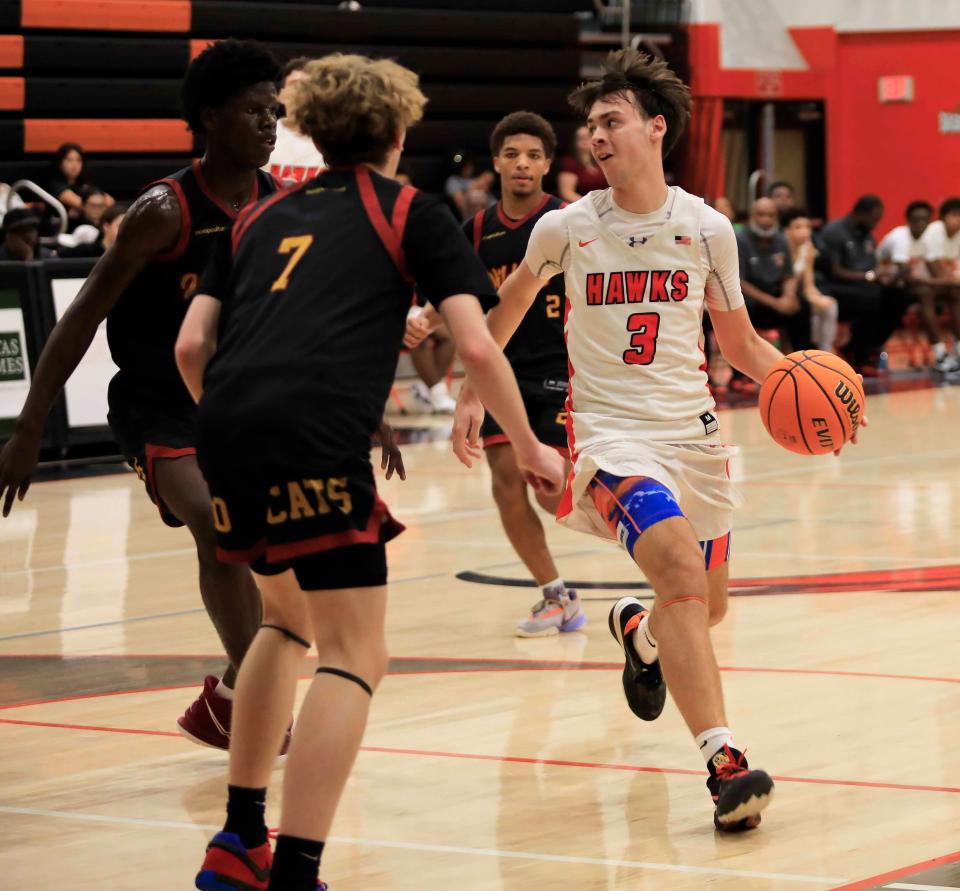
[452,49,862,832]
[264,57,325,185]
[917,197,960,372]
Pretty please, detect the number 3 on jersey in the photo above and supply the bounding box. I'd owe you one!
[271,235,314,292]
[622,312,660,365]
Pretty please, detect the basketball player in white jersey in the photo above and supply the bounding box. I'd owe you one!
[454,50,794,831]
[264,57,325,185]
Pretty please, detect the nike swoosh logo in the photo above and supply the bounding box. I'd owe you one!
[578,238,598,247]
[205,700,230,738]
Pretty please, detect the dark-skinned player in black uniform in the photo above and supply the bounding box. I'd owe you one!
[406,111,581,638]
[177,54,565,891]
[0,39,284,751]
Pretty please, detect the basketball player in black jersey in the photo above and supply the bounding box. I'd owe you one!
[0,40,282,750]
[409,112,583,637]
[179,55,565,891]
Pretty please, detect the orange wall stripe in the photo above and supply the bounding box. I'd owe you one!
[0,77,24,110]
[190,38,215,61]
[24,119,193,153]
[0,36,24,69]
[21,0,190,33]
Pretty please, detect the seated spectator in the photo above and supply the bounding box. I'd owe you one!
[0,208,54,261]
[817,194,907,371]
[736,198,810,356]
[264,57,325,185]
[46,142,113,219]
[916,197,960,372]
[444,155,495,221]
[68,186,108,233]
[713,196,743,232]
[781,207,839,353]
[556,125,607,202]
[767,180,795,214]
[58,202,127,258]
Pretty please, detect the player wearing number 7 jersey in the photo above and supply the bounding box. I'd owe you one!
[453,49,786,831]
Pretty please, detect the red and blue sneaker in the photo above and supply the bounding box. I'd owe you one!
[195,832,329,890]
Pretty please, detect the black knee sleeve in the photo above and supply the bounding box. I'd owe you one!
[315,666,372,697]
[261,624,310,649]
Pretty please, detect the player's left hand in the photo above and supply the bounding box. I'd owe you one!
[377,421,406,480]
[403,314,431,350]
[834,374,867,456]
[451,384,485,468]
[516,442,566,496]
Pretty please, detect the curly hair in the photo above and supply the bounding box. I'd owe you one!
[181,39,282,133]
[288,54,427,166]
[489,111,557,159]
[568,49,692,158]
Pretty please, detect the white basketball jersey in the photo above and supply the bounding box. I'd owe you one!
[563,186,717,458]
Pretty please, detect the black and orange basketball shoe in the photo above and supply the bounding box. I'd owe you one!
[706,745,775,831]
[608,596,666,721]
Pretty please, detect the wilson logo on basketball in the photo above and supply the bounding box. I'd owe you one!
[834,382,862,432]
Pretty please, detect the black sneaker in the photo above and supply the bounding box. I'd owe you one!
[608,597,666,721]
[706,745,774,832]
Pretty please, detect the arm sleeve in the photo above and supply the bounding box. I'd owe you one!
[195,231,233,303]
[702,209,746,312]
[403,193,498,310]
[523,210,570,279]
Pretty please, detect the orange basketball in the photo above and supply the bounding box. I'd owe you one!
[758,350,866,455]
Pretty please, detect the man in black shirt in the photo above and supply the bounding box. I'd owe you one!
[735,197,809,353]
[0,208,53,261]
[0,40,282,751]
[818,194,907,370]
[179,54,565,891]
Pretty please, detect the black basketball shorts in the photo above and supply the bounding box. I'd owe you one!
[480,376,569,452]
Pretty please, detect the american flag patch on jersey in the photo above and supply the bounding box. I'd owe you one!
[675,235,692,245]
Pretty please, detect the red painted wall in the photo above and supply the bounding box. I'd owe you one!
[829,30,960,236]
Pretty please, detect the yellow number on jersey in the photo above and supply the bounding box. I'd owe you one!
[546,293,561,318]
[271,235,314,292]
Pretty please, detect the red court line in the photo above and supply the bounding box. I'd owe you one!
[3,716,959,795]
[827,848,960,890]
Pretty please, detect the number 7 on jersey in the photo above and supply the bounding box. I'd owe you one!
[271,235,314,292]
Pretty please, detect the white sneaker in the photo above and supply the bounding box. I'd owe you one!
[410,381,433,412]
[429,381,457,414]
[933,352,960,373]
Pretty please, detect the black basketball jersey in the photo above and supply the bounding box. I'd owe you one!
[196,166,496,475]
[107,160,277,388]
[466,195,568,385]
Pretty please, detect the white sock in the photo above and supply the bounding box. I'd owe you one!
[934,341,947,359]
[695,726,734,764]
[429,380,450,398]
[542,577,566,597]
[631,611,658,664]
[214,679,234,701]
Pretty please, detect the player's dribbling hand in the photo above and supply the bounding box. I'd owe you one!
[451,385,485,468]
[377,421,406,481]
[834,373,868,456]
[403,315,431,350]
[516,442,566,496]
[0,428,40,517]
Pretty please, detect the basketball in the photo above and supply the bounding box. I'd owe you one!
[758,350,866,455]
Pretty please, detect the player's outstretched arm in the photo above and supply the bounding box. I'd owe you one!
[710,305,784,384]
[452,263,546,465]
[175,295,222,403]
[442,293,564,493]
[0,186,181,516]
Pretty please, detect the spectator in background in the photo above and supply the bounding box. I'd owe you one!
[736,198,809,359]
[556,125,607,202]
[0,208,53,261]
[58,202,127,259]
[818,194,907,372]
[878,200,932,279]
[445,154,495,221]
[916,197,960,372]
[264,56,325,185]
[713,196,743,231]
[768,180,795,215]
[46,143,113,219]
[67,186,108,233]
[781,207,838,353]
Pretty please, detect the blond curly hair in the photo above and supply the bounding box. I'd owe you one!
[288,54,427,166]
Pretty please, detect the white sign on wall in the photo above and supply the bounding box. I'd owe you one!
[51,277,118,429]
[0,288,31,435]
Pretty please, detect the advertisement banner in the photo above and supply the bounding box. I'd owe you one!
[0,288,32,438]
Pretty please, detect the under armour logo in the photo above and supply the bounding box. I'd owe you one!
[628,236,648,248]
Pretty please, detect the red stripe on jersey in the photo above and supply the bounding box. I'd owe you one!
[391,184,416,239]
[230,182,300,256]
[472,208,485,252]
[152,177,191,263]
[495,193,551,230]
[192,158,258,220]
[356,165,413,283]
[556,295,578,522]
